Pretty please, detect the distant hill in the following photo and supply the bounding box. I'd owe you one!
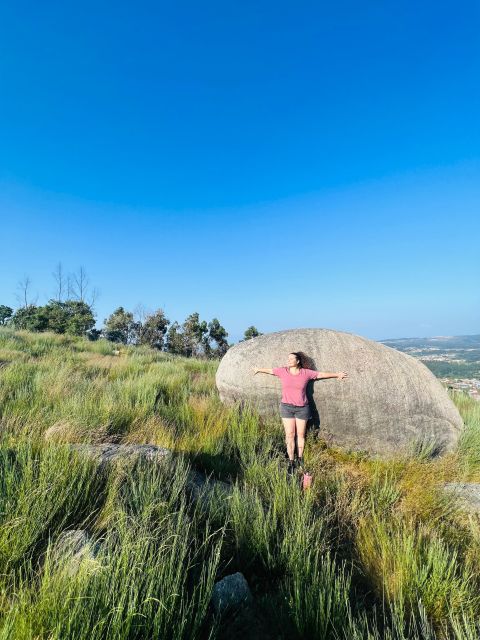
[379,334,480,379]
[380,335,480,351]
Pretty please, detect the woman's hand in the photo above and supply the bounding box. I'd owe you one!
[252,367,259,375]
[337,371,348,380]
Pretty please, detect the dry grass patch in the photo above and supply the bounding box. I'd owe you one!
[78,352,129,369]
[0,349,29,364]
[121,416,177,449]
[43,420,109,444]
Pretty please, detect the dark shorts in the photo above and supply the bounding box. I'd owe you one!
[279,402,311,420]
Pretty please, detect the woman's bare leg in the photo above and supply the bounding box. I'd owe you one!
[282,418,296,460]
[295,418,308,458]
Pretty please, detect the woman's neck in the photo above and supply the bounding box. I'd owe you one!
[288,366,300,374]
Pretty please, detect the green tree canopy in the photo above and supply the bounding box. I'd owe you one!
[0,305,13,325]
[182,312,208,357]
[11,305,49,332]
[242,326,262,341]
[138,309,170,350]
[103,307,140,344]
[41,300,95,336]
[63,301,96,336]
[10,300,95,336]
[208,318,229,357]
[165,321,186,355]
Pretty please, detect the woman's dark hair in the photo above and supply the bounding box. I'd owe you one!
[290,352,306,369]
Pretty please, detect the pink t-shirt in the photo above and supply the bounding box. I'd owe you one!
[272,367,318,406]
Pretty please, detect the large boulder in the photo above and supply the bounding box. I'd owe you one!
[215,328,463,456]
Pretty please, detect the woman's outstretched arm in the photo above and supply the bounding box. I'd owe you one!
[315,371,348,380]
[252,367,274,375]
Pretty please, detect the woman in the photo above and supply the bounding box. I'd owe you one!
[253,352,348,475]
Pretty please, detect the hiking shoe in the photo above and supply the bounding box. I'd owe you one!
[287,460,295,476]
[296,456,305,471]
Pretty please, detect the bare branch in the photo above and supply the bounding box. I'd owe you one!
[52,262,65,302]
[71,266,90,302]
[15,276,33,308]
[133,303,149,325]
[66,275,73,299]
[88,286,100,309]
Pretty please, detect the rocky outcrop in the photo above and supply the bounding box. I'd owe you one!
[69,443,232,504]
[70,443,171,467]
[216,328,463,456]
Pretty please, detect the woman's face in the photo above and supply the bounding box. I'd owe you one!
[287,353,299,367]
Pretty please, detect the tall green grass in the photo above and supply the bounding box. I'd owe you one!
[356,513,479,625]
[456,391,480,474]
[0,441,103,573]
[0,450,224,640]
[1,328,480,639]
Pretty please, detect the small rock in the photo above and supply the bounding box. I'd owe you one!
[187,469,232,505]
[211,572,253,615]
[444,483,480,512]
[51,529,101,576]
[55,529,91,556]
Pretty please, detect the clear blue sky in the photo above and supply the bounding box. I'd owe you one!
[1,1,479,342]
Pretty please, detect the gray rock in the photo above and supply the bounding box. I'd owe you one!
[69,444,229,506]
[187,469,232,506]
[51,529,101,576]
[70,443,171,466]
[55,529,91,556]
[211,572,253,615]
[444,483,480,512]
[216,328,463,456]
